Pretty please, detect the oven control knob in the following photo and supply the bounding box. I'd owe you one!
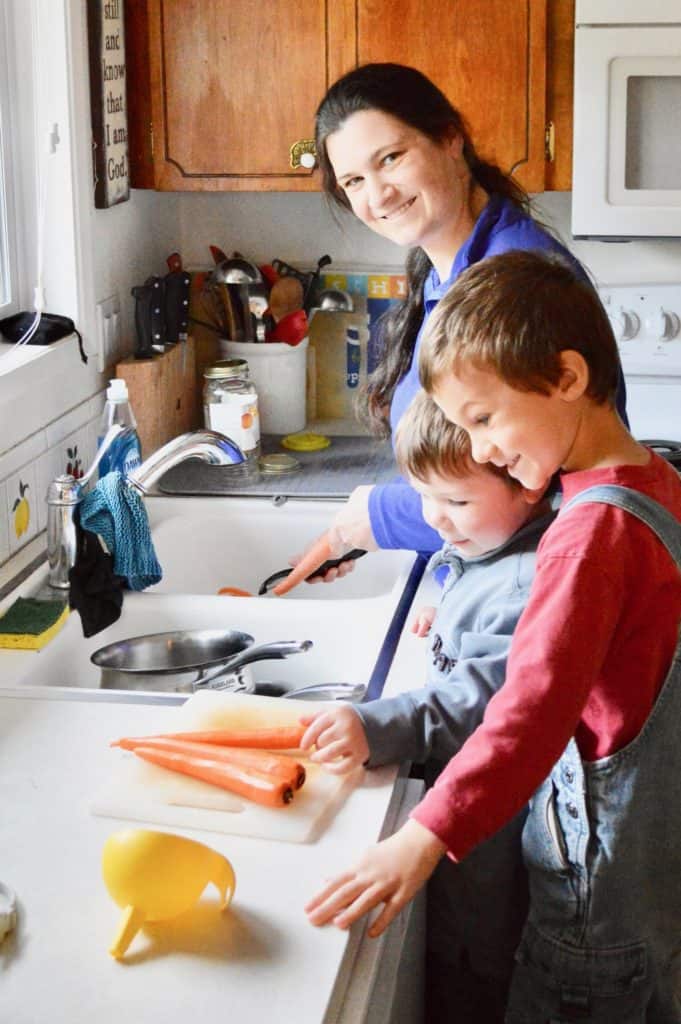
[644,308,681,342]
[608,308,640,342]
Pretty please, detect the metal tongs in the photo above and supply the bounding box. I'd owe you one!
[259,540,367,596]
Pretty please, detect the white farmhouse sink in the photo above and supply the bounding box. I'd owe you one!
[5,496,421,699]
[10,589,403,695]
[145,495,413,601]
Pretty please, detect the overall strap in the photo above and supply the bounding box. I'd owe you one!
[560,484,681,572]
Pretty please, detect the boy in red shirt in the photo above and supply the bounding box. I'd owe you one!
[304,251,681,1020]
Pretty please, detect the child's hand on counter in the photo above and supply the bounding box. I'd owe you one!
[305,819,447,937]
[299,706,370,774]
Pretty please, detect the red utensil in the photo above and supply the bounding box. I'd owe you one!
[259,264,280,288]
[209,245,228,265]
[268,308,308,346]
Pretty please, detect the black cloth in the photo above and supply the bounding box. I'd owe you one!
[68,510,125,637]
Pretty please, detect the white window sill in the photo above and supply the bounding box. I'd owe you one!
[0,333,82,385]
[0,340,53,376]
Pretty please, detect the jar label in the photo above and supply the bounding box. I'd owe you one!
[205,394,260,453]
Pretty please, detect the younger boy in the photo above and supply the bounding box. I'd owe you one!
[304,251,681,1022]
[302,388,554,1020]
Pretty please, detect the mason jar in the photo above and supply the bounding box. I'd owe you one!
[203,358,261,460]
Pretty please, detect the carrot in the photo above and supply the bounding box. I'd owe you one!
[157,725,307,750]
[112,735,305,789]
[272,534,334,596]
[132,745,294,807]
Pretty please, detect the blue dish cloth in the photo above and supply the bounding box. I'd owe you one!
[78,471,162,591]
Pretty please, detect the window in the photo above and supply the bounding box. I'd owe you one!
[0,0,42,330]
[0,1,22,316]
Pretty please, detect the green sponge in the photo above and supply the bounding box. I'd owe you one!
[0,597,69,650]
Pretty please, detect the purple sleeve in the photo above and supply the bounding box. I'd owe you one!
[368,477,442,554]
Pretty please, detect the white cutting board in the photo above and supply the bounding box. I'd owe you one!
[91,691,363,844]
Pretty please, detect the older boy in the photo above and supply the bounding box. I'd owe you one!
[304,252,681,1022]
[303,388,553,1020]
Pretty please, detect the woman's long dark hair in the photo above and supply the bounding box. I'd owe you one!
[315,63,531,436]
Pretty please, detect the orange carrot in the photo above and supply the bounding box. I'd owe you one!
[157,725,307,750]
[112,735,305,789]
[272,534,334,596]
[132,745,294,807]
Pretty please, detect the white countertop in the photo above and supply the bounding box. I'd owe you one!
[1,691,421,1024]
[0,567,438,1024]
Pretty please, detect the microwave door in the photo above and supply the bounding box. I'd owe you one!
[609,58,681,212]
[573,26,681,238]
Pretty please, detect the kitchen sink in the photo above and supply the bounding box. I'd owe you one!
[4,494,423,699]
[145,495,413,600]
[9,589,406,695]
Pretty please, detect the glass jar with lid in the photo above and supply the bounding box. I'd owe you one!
[203,358,260,460]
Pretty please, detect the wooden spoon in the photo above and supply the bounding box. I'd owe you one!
[268,277,304,323]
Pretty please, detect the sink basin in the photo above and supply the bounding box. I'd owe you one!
[144,495,412,600]
[6,495,422,699]
[10,587,410,696]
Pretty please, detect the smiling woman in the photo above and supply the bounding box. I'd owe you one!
[301,62,626,573]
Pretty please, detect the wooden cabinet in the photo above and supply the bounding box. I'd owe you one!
[126,0,574,194]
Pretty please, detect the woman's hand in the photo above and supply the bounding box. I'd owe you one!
[300,706,370,775]
[410,605,436,637]
[294,486,378,584]
[305,819,447,937]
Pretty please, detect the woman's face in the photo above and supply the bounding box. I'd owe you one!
[325,109,474,275]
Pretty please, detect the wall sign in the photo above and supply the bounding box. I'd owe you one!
[87,0,130,208]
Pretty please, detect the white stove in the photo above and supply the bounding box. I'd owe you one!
[600,283,681,462]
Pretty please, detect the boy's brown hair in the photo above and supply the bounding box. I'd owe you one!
[418,250,619,403]
[395,389,520,487]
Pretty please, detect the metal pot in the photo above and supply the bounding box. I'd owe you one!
[90,629,312,693]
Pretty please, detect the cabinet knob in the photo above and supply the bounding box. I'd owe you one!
[290,140,317,170]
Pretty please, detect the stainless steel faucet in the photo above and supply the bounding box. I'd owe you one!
[46,426,246,589]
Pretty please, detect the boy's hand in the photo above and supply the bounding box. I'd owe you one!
[299,706,370,774]
[305,819,447,937]
[410,605,436,637]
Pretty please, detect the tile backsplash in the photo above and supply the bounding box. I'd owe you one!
[0,392,104,569]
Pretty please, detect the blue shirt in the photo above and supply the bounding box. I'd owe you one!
[368,194,628,556]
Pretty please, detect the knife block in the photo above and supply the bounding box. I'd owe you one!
[115,337,199,456]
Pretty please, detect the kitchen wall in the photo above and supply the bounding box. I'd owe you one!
[174,190,681,287]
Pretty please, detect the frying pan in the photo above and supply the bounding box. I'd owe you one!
[91,630,312,693]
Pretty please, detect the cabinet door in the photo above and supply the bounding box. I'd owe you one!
[143,0,354,191]
[356,0,548,192]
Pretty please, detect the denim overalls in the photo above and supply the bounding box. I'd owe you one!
[506,485,681,1023]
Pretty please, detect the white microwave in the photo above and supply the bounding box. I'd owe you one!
[572,1,681,239]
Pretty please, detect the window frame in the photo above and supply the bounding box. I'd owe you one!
[0,0,28,317]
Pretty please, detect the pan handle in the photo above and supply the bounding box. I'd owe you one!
[194,639,313,690]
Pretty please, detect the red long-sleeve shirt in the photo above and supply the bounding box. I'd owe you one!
[412,453,681,861]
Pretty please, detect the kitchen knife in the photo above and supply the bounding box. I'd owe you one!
[163,255,191,345]
[131,279,156,359]
[148,276,168,353]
